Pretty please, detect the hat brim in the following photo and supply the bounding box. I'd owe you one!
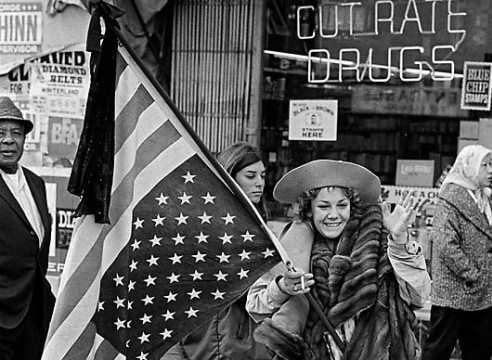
[273,159,381,204]
[0,116,33,134]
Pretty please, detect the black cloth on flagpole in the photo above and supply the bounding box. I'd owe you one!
[68,1,123,224]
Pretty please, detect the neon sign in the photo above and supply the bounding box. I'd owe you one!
[297,0,467,83]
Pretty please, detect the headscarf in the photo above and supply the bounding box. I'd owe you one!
[441,144,492,225]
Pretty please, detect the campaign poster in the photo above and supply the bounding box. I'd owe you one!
[0,2,43,54]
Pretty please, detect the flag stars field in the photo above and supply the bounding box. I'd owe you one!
[214,270,228,281]
[182,172,196,184]
[140,314,152,325]
[155,193,169,205]
[133,217,144,229]
[143,275,157,287]
[197,212,212,224]
[211,289,225,300]
[262,248,276,258]
[138,332,150,344]
[174,212,188,225]
[177,192,192,205]
[201,192,216,204]
[237,268,249,279]
[137,351,148,360]
[164,291,177,303]
[171,233,185,245]
[148,235,162,247]
[192,251,206,262]
[166,273,180,283]
[241,231,255,242]
[114,296,125,309]
[222,213,236,224]
[114,318,126,330]
[146,255,159,266]
[238,249,251,260]
[151,214,165,226]
[130,239,141,251]
[129,260,138,272]
[141,295,154,306]
[161,310,175,321]
[216,252,231,263]
[169,253,183,264]
[187,288,202,300]
[160,329,173,340]
[185,307,199,318]
[190,270,204,281]
[195,232,209,243]
[113,273,124,286]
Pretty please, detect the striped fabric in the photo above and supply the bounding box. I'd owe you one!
[42,24,280,360]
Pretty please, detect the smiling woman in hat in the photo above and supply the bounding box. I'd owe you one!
[246,159,431,360]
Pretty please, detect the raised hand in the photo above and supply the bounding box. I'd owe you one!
[381,193,415,240]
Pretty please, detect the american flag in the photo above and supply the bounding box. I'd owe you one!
[42,17,282,360]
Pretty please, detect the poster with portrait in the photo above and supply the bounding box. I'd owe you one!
[288,99,338,141]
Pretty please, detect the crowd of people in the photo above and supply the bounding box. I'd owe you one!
[0,94,491,360]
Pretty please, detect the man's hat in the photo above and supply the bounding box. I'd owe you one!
[273,159,381,204]
[0,96,33,134]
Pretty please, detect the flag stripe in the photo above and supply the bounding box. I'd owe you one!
[62,323,101,360]
[115,59,137,118]
[87,332,106,359]
[58,215,103,291]
[115,51,129,92]
[114,85,154,153]
[47,218,103,334]
[94,335,121,360]
[55,319,96,360]
[113,104,173,190]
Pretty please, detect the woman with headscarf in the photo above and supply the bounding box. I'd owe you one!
[246,159,431,360]
[422,144,492,360]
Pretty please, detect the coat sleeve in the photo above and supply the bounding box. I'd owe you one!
[431,202,480,283]
[387,240,431,308]
[245,267,291,323]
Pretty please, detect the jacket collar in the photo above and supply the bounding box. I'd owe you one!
[0,167,49,243]
[439,183,492,240]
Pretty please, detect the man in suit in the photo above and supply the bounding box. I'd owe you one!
[0,97,55,360]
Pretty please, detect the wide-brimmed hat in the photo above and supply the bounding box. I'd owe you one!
[0,96,33,134]
[274,159,381,204]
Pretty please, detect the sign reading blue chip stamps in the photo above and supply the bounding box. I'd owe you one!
[288,99,338,141]
[461,61,492,111]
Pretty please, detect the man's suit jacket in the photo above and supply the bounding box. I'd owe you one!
[0,167,55,330]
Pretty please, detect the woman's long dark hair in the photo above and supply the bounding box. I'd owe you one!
[217,142,269,221]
